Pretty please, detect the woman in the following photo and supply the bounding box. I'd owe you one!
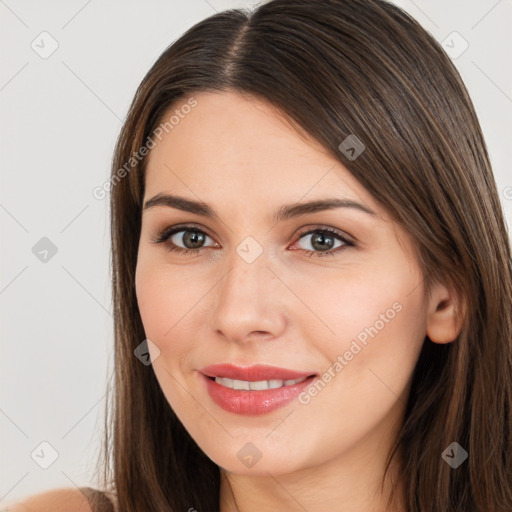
[11,0,512,510]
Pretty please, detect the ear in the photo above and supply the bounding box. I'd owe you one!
[426,281,464,344]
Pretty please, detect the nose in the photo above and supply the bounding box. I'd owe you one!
[208,248,287,344]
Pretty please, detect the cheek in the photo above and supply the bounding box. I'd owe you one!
[135,259,176,350]
[134,261,199,402]
[282,272,426,458]
[292,265,427,389]
[135,263,169,338]
[135,260,207,357]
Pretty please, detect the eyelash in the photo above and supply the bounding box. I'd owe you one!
[150,224,355,258]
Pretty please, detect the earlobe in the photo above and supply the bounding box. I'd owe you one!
[425,284,464,344]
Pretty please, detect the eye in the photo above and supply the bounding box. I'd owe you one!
[292,227,354,258]
[150,224,217,256]
[150,224,355,258]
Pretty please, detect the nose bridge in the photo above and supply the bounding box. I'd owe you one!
[221,240,269,303]
[209,237,285,340]
[217,229,267,286]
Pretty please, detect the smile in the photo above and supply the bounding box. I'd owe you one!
[200,372,317,415]
[212,376,308,390]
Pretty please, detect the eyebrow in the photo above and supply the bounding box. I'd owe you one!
[143,193,377,222]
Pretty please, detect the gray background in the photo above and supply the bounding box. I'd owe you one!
[1,0,511,505]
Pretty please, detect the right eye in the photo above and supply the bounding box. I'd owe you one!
[150,225,218,256]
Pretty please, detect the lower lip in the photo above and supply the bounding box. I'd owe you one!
[199,372,317,415]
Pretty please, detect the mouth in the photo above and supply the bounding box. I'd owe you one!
[198,363,318,415]
[199,362,316,382]
[204,374,315,390]
[200,371,318,415]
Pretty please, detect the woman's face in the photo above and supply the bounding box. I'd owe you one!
[135,90,432,477]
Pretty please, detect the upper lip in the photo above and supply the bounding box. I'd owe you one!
[199,363,316,381]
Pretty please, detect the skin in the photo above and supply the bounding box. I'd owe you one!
[135,90,461,512]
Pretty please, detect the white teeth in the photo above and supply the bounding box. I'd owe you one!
[214,376,308,390]
[233,379,249,390]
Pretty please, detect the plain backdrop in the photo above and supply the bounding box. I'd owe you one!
[1,0,511,505]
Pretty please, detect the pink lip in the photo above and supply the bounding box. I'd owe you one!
[199,363,315,381]
[197,364,317,415]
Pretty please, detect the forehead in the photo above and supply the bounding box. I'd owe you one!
[143,90,379,215]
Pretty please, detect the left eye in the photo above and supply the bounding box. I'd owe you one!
[151,225,354,258]
[293,229,350,256]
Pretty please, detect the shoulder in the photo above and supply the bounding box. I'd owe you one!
[5,487,94,512]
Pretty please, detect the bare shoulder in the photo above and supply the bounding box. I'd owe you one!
[4,487,94,512]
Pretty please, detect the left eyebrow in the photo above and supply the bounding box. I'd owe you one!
[273,197,377,222]
[143,193,377,222]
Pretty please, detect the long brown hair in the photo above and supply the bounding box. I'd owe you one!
[95,0,512,510]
